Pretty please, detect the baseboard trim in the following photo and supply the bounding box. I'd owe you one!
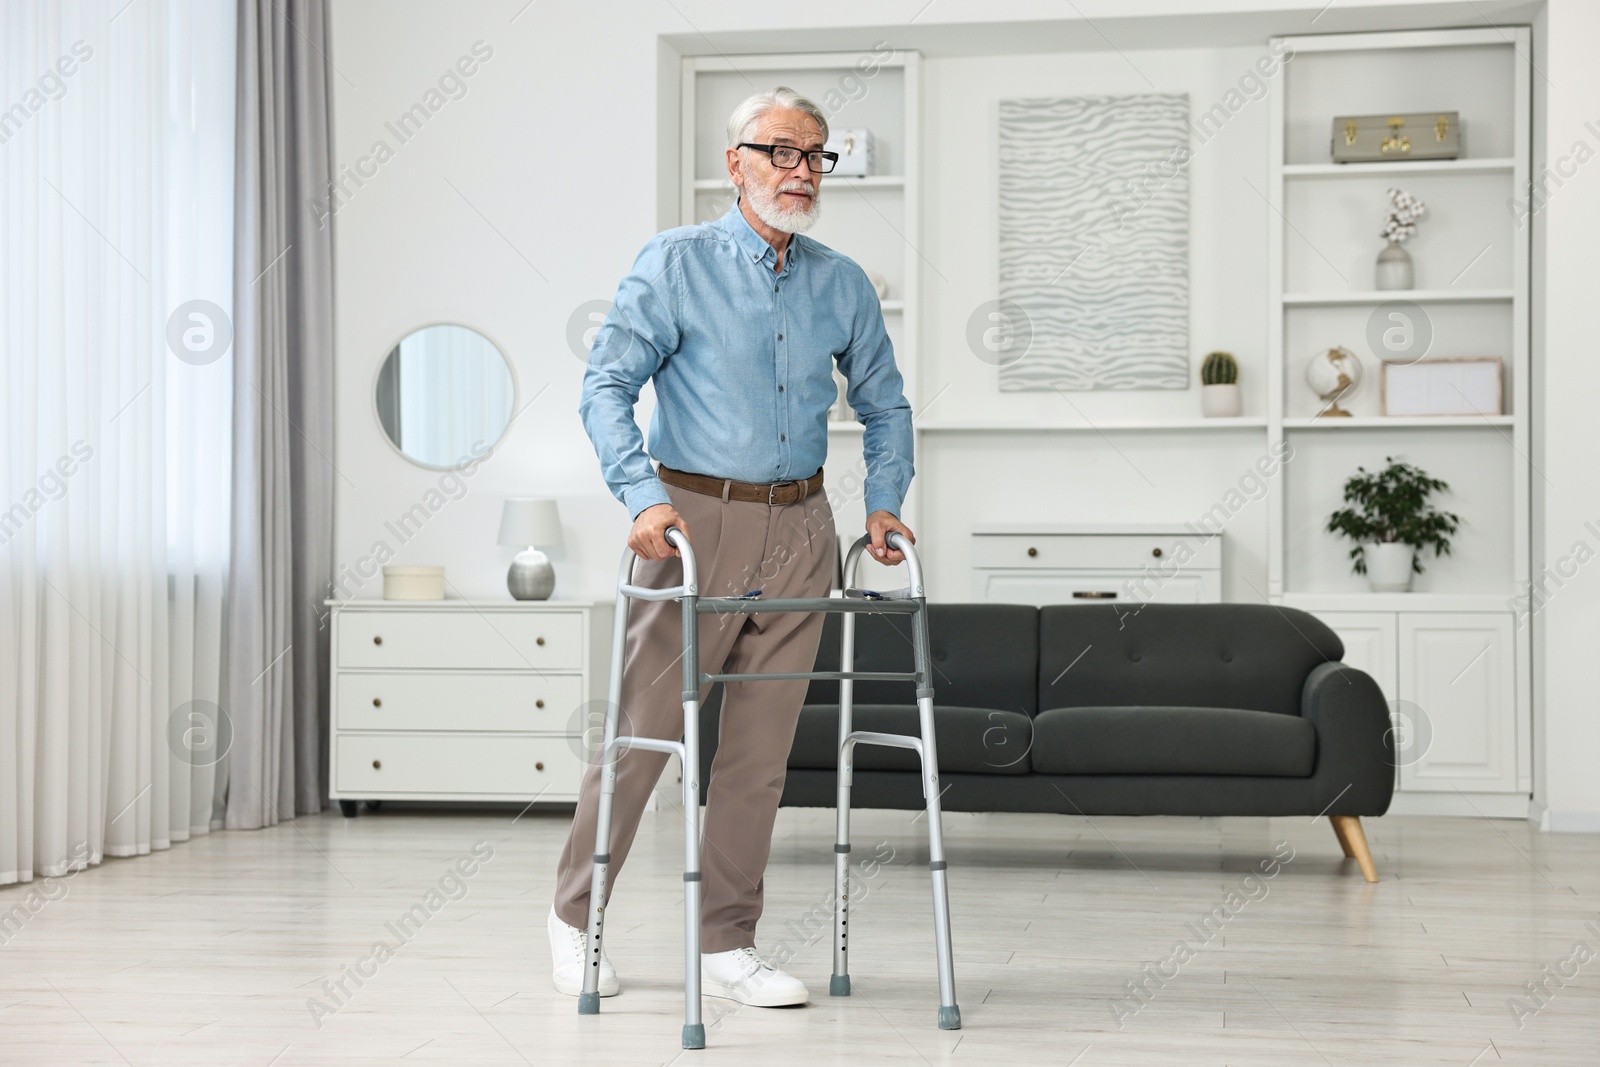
[1543,809,1600,833]
[1386,791,1531,818]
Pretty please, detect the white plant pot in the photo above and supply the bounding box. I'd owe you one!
[1364,542,1415,592]
[1200,383,1241,417]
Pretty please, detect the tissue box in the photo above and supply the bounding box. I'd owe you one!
[824,128,875,177]
[383,565,445,600]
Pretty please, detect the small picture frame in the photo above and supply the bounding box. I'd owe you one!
[1380,357,1503,417]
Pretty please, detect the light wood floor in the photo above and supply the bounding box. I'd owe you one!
[3,802,1599,1065]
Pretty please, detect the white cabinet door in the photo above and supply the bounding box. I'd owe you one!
[1397,613,1517,793]
[1313,611,1397,701]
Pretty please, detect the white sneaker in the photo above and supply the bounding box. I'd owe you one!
[701,947,809,1007]
[548,905,619,997]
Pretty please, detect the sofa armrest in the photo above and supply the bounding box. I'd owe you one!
[1300,660,1395,816]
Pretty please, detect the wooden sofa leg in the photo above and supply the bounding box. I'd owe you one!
[1330,817,1355,857]
[1331,815,1378,883]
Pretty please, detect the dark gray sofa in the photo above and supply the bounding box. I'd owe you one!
[698,603,1394,880]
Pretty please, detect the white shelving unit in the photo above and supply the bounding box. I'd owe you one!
[680,49,922,589]
[1266,27,1533,817]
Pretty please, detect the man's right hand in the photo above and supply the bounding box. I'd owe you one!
[630,502,688,560]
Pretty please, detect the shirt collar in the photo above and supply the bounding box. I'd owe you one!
[722,193,796,267]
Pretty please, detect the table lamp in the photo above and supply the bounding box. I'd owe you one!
[498,498,564,600]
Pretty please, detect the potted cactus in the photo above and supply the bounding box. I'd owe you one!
[1199,351,1241,417]
[1325,456,1460,592]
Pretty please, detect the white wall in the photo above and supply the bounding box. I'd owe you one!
[326,0,1600,826]
[1531,0,1600,832]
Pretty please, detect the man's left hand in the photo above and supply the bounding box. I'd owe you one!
[866,510,914,564]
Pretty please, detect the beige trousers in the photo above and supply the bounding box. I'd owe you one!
[553,476,836,952]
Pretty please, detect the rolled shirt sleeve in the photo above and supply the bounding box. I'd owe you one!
[578,239,681,520]
[837,267,914,518]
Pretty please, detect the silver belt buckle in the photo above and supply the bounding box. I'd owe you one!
[768,481,781,506]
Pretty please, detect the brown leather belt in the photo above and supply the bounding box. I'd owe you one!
[657,463,824,505]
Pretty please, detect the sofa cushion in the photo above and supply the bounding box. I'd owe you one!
[1038,604,1342,717]
[1030,706,1316,777]
[787,704,1034,775]
[806,605,1039,715]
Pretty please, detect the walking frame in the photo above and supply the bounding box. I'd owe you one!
[579,526,961,1049]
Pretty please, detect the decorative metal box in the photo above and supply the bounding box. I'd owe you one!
[1331,112,1460,163]
[823,128,874,176]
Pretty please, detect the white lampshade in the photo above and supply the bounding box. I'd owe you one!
[497,498,564,548]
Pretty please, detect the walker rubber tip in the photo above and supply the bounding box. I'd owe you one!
[829,974,852,997]
[577,992,601,1015]
[682,1023,706,1049]
[938,1005,962,1030]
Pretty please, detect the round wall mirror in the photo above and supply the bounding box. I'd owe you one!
[374,323,516,469]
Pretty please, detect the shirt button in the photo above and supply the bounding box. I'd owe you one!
[780,434,786,441]
[778,385,785,392]
[777,334,783,341]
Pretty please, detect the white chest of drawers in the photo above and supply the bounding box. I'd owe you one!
[325,598,610,814]
[971,523,1223,607]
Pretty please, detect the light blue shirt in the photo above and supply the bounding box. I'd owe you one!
[579,195,914,521]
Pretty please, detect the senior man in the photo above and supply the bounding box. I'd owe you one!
[550,86,915,1007]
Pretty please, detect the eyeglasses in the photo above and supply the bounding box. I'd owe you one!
[737,142,839,174]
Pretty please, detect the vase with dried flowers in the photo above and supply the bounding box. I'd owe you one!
[1376,186,1426,290]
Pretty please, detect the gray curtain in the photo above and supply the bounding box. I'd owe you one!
[223,0,336,827]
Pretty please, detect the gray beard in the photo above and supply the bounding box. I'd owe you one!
[744,178,821,234]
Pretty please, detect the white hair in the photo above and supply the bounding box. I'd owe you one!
[726,86,829,148]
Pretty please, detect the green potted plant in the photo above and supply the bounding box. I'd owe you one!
[1326,456,1460,592]
[1199,351,1240,417]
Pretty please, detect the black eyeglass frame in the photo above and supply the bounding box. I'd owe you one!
[736,142,840,173]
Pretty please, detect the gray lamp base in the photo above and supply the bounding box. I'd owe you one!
[508,547,555,600]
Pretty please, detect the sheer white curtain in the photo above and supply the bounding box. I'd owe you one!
[0,0,235,883]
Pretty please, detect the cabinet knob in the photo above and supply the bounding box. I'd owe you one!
[536,636,546,646]
[372,759,382,770]
[373,635,383,646]
[1026,547,1038,558]
[1152,547,1163,558]
[372,698,382,707]
[535,699,545,709]
[535,761,545,771]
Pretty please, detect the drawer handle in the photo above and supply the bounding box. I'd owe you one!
[373,636,383,646]
[372,759,382,769]
[1152,547,1163,558]
[1073,591,1118,599]
[535,699,545,708]
[536,636,546,646]
[372,698,382,707]
[1026,547,1038,558]
[535,761,545,771]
